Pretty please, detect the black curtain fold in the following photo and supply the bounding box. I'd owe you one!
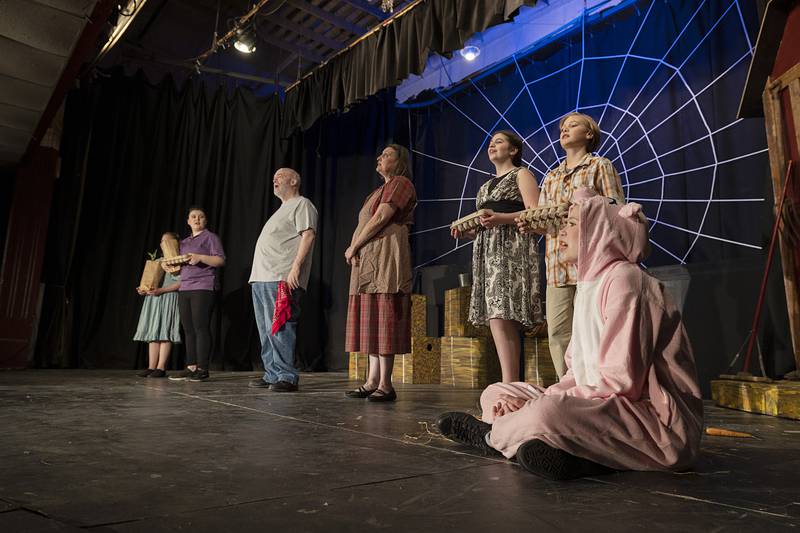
[282,0,536,133]
[38,70,398,371]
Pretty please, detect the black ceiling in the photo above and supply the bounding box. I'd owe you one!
[103,0,414,92]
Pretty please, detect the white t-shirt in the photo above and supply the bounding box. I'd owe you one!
[249,196,318,289]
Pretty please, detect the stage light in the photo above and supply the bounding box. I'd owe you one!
[234,28,257,54]
[460,45,481,61]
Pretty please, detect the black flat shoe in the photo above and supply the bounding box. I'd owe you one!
[367,388,397,402]
[345,386,377,398]
[516,439,617,481]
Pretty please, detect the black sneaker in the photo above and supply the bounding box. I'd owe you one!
[137,368,154,378]
[271,380,298,392]
[248,378,273,388]
[147,369,166,378]
[516,439,617,481]
[436,412,498,456]
[188,369,210,382]
[169,369,195,381]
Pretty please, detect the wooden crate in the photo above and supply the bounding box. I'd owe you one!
[524,337,558,388]
[711,379,800,420]
[440,336,500,389]
[393,337,441,384]
[411,294,427,338]
[444,286,489,338]
[348,352,370,381]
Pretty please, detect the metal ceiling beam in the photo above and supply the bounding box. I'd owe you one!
[121,43,295,86]
[265,11,345,51]
[276,53,302,76]
[257,31,323,63]
[284,0,367,35]
[338,0,388,20]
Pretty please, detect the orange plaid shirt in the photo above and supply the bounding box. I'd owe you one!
[538,153,625,287]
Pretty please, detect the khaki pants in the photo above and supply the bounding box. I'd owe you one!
[546,285,576,378]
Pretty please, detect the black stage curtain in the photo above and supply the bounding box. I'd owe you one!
[295,93,398,370]
[282,0,536,132]
[37,70,397,371]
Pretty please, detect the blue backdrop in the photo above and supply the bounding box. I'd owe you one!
[402,0,770,272]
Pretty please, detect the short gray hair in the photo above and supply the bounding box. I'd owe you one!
[276,167,301,187]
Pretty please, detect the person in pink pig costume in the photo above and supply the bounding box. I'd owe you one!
[437,188,704,480]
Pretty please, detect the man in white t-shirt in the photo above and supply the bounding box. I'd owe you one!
[249,168,318,392]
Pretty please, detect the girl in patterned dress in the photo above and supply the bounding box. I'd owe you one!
[451,131,543,382]
[134,233,181,378]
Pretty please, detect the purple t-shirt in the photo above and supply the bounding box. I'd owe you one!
[179,230,225,291]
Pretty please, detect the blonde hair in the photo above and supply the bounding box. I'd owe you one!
[559,112,601,152]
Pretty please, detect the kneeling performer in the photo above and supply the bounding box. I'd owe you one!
[437,189,703,480]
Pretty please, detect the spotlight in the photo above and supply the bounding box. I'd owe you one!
[460,45,481,61]
[234,27,256,54]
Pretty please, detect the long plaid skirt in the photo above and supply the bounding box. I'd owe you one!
[345,293,411,355]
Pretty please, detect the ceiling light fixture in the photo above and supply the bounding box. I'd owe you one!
[460,45,481,61]
[234,27,257,54]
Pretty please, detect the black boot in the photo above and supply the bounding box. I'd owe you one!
[516,439,617,481]
[436,412,499,456]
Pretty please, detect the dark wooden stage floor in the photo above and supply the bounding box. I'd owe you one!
[1,370,798,532]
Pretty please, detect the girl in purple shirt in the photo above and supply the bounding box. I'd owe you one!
[164,207,226,382]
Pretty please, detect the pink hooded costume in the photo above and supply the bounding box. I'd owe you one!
[480,193,704,471]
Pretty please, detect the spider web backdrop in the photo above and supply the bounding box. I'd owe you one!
[403,0,770,271]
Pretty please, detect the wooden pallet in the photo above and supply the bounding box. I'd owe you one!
[711,379,800,420]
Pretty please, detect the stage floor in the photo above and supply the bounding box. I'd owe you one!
[0,370,798,532]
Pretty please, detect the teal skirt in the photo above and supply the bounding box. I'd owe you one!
[133,292,181,343]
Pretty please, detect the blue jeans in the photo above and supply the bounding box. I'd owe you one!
[251,282,304,385]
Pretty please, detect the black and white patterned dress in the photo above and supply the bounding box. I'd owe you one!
[468,168,543,328]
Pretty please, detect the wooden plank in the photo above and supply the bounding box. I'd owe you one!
[762,81,799,371]
[773,61,800,92]
[777,383,800,419]
[786,77,800,368]
[763,81,787,207]
[711,379,800,420]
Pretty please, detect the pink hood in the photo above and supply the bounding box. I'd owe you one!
[573,189,649,282]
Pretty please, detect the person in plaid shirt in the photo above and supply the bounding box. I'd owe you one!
[518,112,624,378]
